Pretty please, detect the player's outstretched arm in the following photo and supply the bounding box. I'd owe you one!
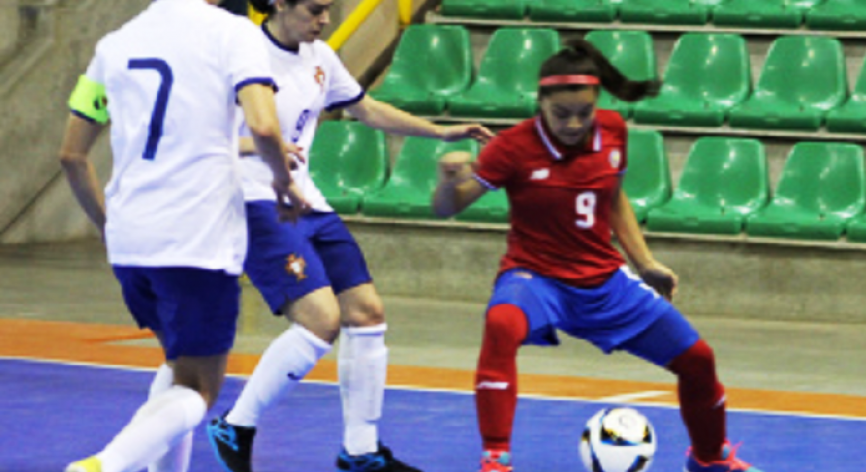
[237,84,309,221]
[610,188,678,300]
[347,96,494,144]
[432,151,487,218]
[59,114,107,236]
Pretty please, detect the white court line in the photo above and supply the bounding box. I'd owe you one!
[3,355,866,423]
[597,390,670,403]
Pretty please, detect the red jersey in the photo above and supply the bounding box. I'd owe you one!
[473,110,628,287]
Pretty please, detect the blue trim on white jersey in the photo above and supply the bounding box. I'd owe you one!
[234,77,278,95]
[325,90,366,111]
[262,22,300,55]
[70,109,98,124]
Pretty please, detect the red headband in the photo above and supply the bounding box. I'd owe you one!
[539,75,600,87]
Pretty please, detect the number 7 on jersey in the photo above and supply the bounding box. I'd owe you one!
[128,58,174,161]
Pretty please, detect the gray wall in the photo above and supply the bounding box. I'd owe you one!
[346,220,866,324]
[0,0,149,243]
[0,3,19,61]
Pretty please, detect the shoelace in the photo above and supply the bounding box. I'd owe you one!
[685,442,752,471]
[720,443,752,471]
[480,452,512,472]
[211,422,240,452]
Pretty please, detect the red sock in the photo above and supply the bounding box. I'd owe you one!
[475,304,528,452]
[669,339,727,463]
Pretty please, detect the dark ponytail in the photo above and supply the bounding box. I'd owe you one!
[539,39,660,102]
[249,0,275,14]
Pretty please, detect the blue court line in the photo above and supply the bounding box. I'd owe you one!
[2,358,861,472]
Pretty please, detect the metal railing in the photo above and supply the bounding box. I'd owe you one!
[247,0,413,51]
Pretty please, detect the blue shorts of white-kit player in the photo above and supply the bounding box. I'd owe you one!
[113,267,241,360]
[488,267,700,366]
[244,200,373,314]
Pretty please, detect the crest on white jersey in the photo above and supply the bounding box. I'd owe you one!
[314,66,326,91]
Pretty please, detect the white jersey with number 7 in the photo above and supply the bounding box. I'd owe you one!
[77,0,276,275]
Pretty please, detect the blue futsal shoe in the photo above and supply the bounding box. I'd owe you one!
[207,415,257,472]
[336,442,422,471]
[685,442,763,472]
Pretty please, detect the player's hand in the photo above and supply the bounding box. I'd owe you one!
[285,142,306,170]
[272,177,310,223]
[438,124,495,145]
[438,151,474,183]
[638,260,678,302]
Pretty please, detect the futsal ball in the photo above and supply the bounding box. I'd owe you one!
[579,407,656,472]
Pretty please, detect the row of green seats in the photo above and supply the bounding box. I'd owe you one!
[373,25,865,132]
[310,121,866,242]
[639,34,857,132]
[643,138,866,242]
[308,121,506,222]
[312,122,659,223]
[441,0,865,31]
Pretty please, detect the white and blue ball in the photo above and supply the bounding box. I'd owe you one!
[579,407,656,472]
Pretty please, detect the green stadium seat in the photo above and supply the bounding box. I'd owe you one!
[728,36,846,130]
[371,25,472,115]
[441,0,527,20]
[826,58,866,133]
[633,34,750,127]
[308,121,388,215]
[622,129,671,223]
[362,138,480,219]
[647,138,769,235]
[456,191,510,223]
[449,28,561,119]
[746,142,865,241]
[585,30,657,119]
[529,0,618,23]
[845,214,866,242]
[806,0,866,31]
[712,0,823,28]
[619,0,711,25]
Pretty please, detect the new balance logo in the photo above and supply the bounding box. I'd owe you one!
[530,168,550,181]
[476,381,509,390]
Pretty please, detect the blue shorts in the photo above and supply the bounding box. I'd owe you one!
[488,267,700,366]
[112,266,240,360]
[245,201,373,314]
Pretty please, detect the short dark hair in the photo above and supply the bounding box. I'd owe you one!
[539,39,661,102]
[249,0,301,15]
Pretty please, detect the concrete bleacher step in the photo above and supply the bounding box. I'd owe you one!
[428,12,866,39]
[417,115,866,144]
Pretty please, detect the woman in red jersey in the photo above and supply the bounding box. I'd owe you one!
[432,40,763,472]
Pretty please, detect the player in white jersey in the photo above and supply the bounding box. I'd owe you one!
[60,1,306,472]
[205,1,493,471]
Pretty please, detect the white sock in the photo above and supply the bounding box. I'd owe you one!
[339,324,388,456]
[97,386,206,472]
[226,324,332,427]
[147,364,192,472]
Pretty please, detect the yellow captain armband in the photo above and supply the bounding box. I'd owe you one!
[68,75,110,124]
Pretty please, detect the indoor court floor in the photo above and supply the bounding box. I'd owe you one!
[1,241,864,472]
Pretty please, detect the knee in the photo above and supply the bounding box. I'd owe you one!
[342,295,385,327]
[483,304,528,353]
[290,298,341,344]
[670,339,717,380]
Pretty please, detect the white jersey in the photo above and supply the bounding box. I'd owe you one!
[84,0,275,275]
[239,28,365,211]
